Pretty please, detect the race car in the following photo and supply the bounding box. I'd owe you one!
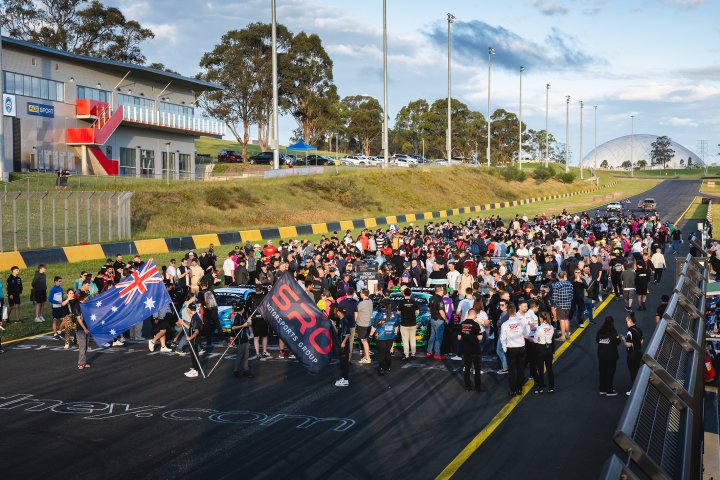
[214,287,256,333]
[606,201,623,213]
[637,198,656,212]
[360,290,431,347]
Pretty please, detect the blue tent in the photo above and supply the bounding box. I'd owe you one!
[287,140,315,151]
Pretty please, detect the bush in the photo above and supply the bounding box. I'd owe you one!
[556,172,576,184]
[500,166,527,182]
[531,165,555,181]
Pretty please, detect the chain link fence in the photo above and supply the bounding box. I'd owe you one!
[0,191,133,252]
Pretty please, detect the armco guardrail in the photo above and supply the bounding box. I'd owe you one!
[0,182,617,270]
[600,252,707,480]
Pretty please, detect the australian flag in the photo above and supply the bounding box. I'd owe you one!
[80,259,171,346]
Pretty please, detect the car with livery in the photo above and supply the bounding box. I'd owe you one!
[606,201,623,213]
[360,290,431,347]
[214,287,256,333]
[637,198,656,212]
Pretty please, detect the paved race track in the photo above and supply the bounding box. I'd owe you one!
[0,180,701,480]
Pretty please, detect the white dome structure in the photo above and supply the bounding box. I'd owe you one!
[581,134,703,169]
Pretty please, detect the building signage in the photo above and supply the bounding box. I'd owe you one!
[27,102,54,118]
[3,94,16,117]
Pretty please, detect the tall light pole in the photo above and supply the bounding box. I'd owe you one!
[518,66,525,170]
[271,0,280,170]
[579,100,584,179]
[383,0,389,168]
[0,25,5,181]
[565,95,570,173]
[545,83,550,167]
[593,105,598,169]
[630,115,635,178]
[486,47,494,166]
[447,13,455,165]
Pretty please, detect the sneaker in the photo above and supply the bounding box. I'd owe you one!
[334,378,349,387]
[577,323,585,328]
[82,363,91,368]
[288,353,296,359]
[102,342,111,348]
[599,391,606,395]
[112,339,124,347]
[40,316,46,322]
[198,349,206,355]
[53,332,61,340]
[64,343,70,349]
[626,391,631,396]
[185,369,199,378]
[450,355,462,361]
[148,340,155,352]
[160,347,172,353]
[262,352,271,358]
[176,351,188,356]
[34,317,43,323]
[606,391,618,397]
[534,388,544,394]
[426,352,433,358]
[0,325,5,331]
[77,364,85,369]
[278,352,285,358]
[547,389,554,393]
[433,355,444,360]
[358,358,371,364]
[497,369,509,375]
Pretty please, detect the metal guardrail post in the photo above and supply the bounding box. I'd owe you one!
[75,193,80,245]
[86,192,94,243]
[12,192,18,251]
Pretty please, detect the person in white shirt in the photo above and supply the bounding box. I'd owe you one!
[222,252,236,286]
[446,262,461,294]
[650,247,667,284]
[500,310,530,396]
[166,259,178,283]
[533,311,555,394]
[455,289,475,323]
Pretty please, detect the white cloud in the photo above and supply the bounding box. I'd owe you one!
[146,24,179,45]
[609,83,720,103]
[663,117,699,127]
[533,1,570,15]
[659,0,708,9]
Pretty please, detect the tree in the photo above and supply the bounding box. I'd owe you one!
[600,159,609,169]
[488,109,528,165]
[621,160,632,169]
[688,156,693,167]
[343,96,383,157]
[526,129,557,162]
[637,159,647,169]
[282,32,337,145]
[393,99,430,155]
[680,158,685,167]
[1,0,154,63]
[147,63,179,74]
[198,24,292,160]
[650,135,675,167]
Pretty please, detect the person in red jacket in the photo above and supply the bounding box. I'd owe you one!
[262,240,277,259]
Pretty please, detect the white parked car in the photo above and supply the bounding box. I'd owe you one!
[606,201,623,212]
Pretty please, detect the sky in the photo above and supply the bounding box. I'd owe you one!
[109,0,720,165]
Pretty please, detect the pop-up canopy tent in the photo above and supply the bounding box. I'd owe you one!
[287,140,316,165]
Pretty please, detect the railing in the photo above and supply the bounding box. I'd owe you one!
[121,105,226,136]
[600,251,707,480]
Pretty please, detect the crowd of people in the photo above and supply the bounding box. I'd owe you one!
[0,206,677,394]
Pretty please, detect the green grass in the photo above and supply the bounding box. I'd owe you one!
[610,168,710,180]
[700,180,720,196]
[685,197,708,220]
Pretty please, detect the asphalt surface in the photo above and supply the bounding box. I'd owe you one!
[0,179,701,480]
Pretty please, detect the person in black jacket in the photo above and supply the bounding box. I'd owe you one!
[31,264,47,323]
[624,313,644,395]
[596,315,621,396]
[7,266,23,322]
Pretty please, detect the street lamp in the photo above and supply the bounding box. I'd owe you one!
[630,115,635,177]
[486,47,494,166]
[271,0,280,170]
[165,142,171,185]
[383,0,390,168]
[565,95,570,173]
[579,100,584,179]
[593,105,598,169]
[545,83,550,167]
[447,13,455,165]
[518,66,525,170]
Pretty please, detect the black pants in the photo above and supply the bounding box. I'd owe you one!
[463,353,482,390]
[627,351,642,385]
[525,340,538,381]
[190,339,200,371]
[598,357,617,393]
[377,339,393,372]
[339,343,349,380]
[204,308,223,346]
[611,275,622,297]
[534,344,554,390]
[506,346,526,393]
[569,297,584,324]
[653,268,663,283]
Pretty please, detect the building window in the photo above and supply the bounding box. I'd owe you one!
[179,153,191,177]
[140,149,155,176]
[78,85,110,103]
[162,151,176,178]
[3,71,64,102]
[160,101,194,116]
[118,93,154,110]
[119,148,136,177]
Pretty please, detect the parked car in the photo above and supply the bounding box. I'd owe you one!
[248,151,286,165]
[217,150,241,162]
[213,287,256,333]
[305,154,335,166]
[342,155,370,166]
[393,155,418,167]
[409,155,431,164]
[606,201,623,213]
[359,291,431,347]
[637,198,656,212]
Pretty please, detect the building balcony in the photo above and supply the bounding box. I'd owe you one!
[120,105,226,137]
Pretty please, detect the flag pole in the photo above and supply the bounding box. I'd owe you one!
[169,300,207,379]
[206,304,261,378]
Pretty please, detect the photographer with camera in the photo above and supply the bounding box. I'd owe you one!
[230,303,253,379]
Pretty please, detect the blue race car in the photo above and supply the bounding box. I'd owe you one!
[214,287,255,333]
[364,291,431,347]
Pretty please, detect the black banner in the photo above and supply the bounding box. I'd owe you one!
[258,272,333,373]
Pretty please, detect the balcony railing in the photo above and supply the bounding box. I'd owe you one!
[121,105,226,136]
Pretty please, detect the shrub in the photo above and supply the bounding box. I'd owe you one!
[500,166,527,182]
[531,165,555,181]
[556,172,576,184]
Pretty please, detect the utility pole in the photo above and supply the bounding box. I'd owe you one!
[565,95,570,173]
[593,105,598,170]
[486,47,494,166]
[447,13,455,165]
[630,115,635,178]
[271,0,280,170]
[579,100,584,179]
[382,0,389,168]
[545,84,550,167]
[518,66,524,170]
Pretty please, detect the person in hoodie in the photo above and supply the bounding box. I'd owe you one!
[596,315,622,396]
